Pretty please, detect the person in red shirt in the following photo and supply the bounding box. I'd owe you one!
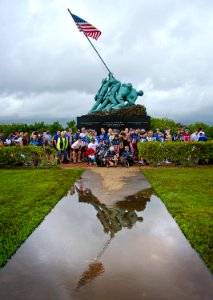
[183,129,190,142]
[86,147,96,165]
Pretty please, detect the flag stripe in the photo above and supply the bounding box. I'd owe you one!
[71,13,101,40]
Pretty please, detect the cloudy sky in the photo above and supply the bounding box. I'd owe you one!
[0,0,212,125]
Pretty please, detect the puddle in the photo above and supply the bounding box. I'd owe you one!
[0,169,212,300]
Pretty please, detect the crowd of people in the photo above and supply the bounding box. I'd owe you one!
[0,127,207,167]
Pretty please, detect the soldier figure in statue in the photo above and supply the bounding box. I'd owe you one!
[116,83,132,104]
[126,88,143,105]
[89,73,115,113]
[98,79,121,111]
[112,87,144,110]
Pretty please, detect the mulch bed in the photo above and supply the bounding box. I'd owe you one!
[60,161,142,168]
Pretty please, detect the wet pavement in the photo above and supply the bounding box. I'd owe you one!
[0,168,212,300]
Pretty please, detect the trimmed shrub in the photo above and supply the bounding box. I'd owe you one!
[137,142,213,166]
[0,146,57,168]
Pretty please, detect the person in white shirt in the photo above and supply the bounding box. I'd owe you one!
[71,137,84,163]
[190,131,198,142]
[87,138,98,151]
[79,127,86,139]
[14,133,23,145]
[5,135,12,146]
[146,131,156,142]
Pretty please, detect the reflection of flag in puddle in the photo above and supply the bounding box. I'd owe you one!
[75,237,111,291]
[76,260,105,291]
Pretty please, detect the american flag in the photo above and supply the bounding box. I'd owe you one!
[70,13,102,40]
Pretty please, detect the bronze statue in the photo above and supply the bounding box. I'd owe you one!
[89,73,143,113]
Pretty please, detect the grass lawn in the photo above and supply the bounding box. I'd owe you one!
[142,167,213,273]
[0,168,84,267]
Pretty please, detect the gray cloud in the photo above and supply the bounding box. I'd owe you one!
[0,0,212,125]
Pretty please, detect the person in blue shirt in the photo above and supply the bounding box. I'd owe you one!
[120,145,133,166]
[99,128,109,144]
[105,146,119,167]
[30,132,40,146]
[154,128,164,142]
[66,129,74,161]
[73,129,81,142]
[96,142,108,166]
[81,133,91,161]
[130,129,140,152]
[198,133,207,142]
[111,134,120,153]
[53,130,61,149]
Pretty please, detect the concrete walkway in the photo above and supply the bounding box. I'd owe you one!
[0,168,212,300]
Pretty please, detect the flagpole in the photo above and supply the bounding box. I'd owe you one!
[67,8,112,74]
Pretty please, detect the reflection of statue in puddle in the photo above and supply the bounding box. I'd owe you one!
[74,180,152,238]
[94,205,143,237]
[73,180,153,291]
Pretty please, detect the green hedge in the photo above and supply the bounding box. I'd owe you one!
[137,142,213,166]
[0,146,58,168]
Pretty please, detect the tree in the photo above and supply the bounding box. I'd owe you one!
[150,118,184,133]
[66,120,77,132]
[48,121,64,133]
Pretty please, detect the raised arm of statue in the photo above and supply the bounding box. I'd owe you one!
[108,72,115,81]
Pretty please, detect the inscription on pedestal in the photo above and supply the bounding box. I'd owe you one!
[77,115,150,132]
